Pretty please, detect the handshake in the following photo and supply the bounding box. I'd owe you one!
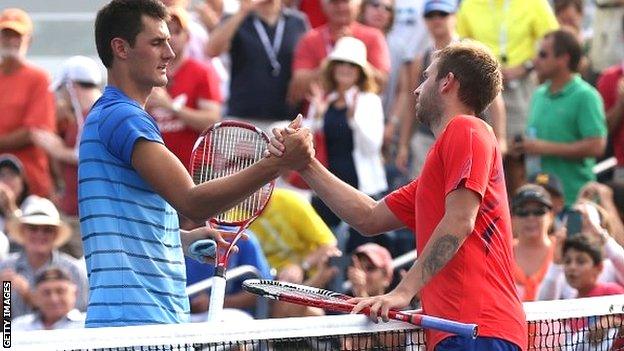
[264,114,317,172]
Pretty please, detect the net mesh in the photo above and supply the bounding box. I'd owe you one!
[190,124,272,224]
[13,295,624,351]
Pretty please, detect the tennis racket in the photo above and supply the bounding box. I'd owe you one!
[243,279,478,338]
[190,121,275,322]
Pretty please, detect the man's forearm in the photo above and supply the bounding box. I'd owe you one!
[393,214,470,298]
[0,128,31,151]
[606,101,624,132]
[300,159,380,235]
[535,137,605,159]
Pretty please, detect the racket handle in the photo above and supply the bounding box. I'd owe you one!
[393,311,478,338]
[207,275,226,322]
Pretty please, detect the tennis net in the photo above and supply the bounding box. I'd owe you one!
[12,294,624,350]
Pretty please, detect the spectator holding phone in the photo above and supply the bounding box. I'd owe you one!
[537,200,624,300]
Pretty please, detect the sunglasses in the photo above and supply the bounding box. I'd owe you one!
[367,0,393,12]
[514,207,548,217]
[424,10,450,19]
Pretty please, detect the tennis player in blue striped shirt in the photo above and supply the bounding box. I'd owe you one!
[79,0,314,327]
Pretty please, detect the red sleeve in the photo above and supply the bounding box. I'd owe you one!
[384,178,418,231]
[438,117,495,199]
[293,32,321,71]
[596,71,616,110]
[23,71,55,131]
[198,62,223,103]
[366,30,390,73]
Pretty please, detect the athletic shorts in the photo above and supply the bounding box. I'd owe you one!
[435,336,521,351]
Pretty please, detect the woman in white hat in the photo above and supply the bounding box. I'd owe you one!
[306,36,389,253]
[0,196,88,318]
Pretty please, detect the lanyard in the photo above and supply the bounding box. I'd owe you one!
[253,15,285,77]
[491,0,511,65]
[322,27,334,56]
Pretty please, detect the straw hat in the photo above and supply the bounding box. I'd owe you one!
[323,37,374,81]
[6,196,72,248]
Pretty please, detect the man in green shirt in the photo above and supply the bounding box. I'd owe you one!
[514,29,606,206]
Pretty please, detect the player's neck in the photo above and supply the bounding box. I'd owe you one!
[107,70,152,108]
[431,103,475,138]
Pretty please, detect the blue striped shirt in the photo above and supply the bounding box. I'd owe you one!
[79,86,189,327]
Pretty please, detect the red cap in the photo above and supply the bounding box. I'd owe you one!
[354,243,393,279]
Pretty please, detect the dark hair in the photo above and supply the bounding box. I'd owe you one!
[544,29,582,72]
[433,40,503,115]
[554,0,583,15]
[563,235,603,266]
[95,0,168,68]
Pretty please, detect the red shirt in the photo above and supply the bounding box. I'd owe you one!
[0,63,55,197]
[597,64,624,166]
[292,22,390,73]
[150,58,222,170]
[385,116,527,350]
[578,282,624,298]
[299,0,327,28]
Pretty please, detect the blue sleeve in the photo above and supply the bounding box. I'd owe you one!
[237,233,272,280]
[98,103,163,164]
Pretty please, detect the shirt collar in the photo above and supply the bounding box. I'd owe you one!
[546,74,581,98]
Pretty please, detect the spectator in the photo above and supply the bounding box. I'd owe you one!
[538,200,624,300]
[147,6,222,170]
[347,243,393,298]
[185,230,272,319]
[31,55,103,259]
[0,155,30,236]
[0,196,88,318]
[13,267,85,330]
[510,184,555,301]
[514,30,607,206]
[596,17,624,182]
[528,172,567,221]
[562,235,624,298]
[578,181,624,246]
[343,243,397,350]
[206,0,309,131]
[553,0,592,81]
[0,8,56,197]
[357,0,394,34]
[289,0,391,105]
[457,0,558,195]
[305,37,388,254]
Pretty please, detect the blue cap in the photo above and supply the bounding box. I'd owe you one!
[424,0,457,15]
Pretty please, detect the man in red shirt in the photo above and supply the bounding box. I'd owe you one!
[287,0,390,105]
[146,6,222,170]
[0,8,56,197]
[271,40,526,350]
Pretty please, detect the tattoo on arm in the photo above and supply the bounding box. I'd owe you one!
[423,234,460,281]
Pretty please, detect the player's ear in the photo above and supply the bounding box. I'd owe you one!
[111,37,130,61]
[440,72,454,93]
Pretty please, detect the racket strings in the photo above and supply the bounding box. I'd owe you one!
[194,126,271,223]
[250,281,350,303]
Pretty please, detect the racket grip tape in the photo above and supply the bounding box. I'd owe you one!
[206,276,227,322]
[413,313,478,338]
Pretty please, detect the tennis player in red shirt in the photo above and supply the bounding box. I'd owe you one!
[270,40,527,351]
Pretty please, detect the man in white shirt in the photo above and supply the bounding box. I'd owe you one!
[13,267,85,330]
